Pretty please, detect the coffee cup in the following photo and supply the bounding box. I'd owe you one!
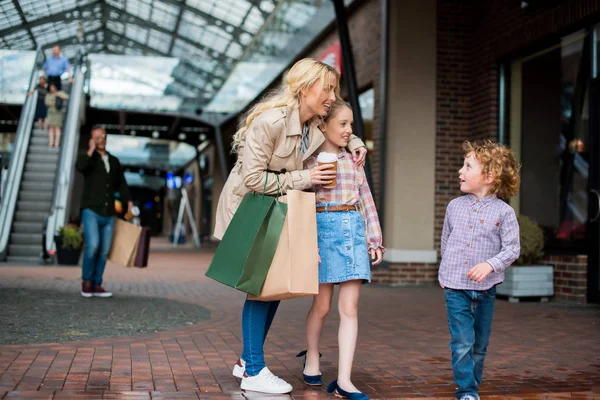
[317,152,338,188]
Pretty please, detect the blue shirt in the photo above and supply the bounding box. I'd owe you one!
[43,55,71,76]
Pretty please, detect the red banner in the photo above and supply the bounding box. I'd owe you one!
[318,40,342,75]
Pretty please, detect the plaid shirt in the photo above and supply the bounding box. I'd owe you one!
[439,194,520,290]
[305,149,384,250]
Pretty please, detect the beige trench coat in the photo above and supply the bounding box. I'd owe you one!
[213,105,364,239]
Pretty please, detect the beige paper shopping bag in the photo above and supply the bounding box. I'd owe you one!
[248,190,319,301]
[108,218,143,267]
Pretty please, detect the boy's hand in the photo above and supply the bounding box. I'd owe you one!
[467,262,494,282]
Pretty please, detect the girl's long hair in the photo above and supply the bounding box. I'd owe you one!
[231,58,340,152]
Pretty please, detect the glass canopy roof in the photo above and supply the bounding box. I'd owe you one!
[0,0,355,115]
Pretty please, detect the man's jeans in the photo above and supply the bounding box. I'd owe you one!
[444,286,496,398]
[241,298,280,376]
[81,209,115,286]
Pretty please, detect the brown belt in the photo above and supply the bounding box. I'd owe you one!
[316,204,361,213]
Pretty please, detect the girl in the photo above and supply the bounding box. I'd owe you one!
[301,100,384,400]
[213,59,368,395]
[45,83,69,148]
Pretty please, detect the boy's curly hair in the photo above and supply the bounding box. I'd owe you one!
[462,140,521,200]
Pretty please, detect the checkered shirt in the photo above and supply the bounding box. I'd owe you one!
[305,149,384,250]
[439,194,521,290]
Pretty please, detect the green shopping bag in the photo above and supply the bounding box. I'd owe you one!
[206,173,288,296]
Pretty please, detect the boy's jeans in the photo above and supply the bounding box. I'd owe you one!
[444,286,496,398]
[241,298,280,376]
[81,209,115,286]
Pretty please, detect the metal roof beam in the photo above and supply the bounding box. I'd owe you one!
[159,0,253,40]
[104,3,230,65]
[10,0,37,48]
[102,27,220,84]
[0,0,103,38]
[40,28,104,51]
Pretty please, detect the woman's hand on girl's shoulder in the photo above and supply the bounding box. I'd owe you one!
[352,146,368,167]
[369,247,383,265]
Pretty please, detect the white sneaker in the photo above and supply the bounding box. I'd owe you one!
[232,358,245,378]
[241,367,293,394]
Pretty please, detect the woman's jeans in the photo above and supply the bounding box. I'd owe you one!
[81,209,115,286]
[444,286,496,398]
[241,298,280,376]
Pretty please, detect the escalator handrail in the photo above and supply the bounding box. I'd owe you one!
[0,49,45,259]
[45,66,85,253]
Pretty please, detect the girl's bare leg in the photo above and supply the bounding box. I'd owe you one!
[48,127,54,147]
[54,127,61,148]
[337,280,362,393]
[304,283,334,375]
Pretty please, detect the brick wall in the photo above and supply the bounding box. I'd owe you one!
[371,262,439,286]
[435,0,473,251]
[542,255,588,303]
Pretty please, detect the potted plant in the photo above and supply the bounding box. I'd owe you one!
[496,215,554,302]
[54,224,83,266]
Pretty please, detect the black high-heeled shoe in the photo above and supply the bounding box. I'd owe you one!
[326,380,369,400]
[295,349,323,386]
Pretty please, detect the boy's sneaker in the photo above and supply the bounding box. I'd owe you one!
[241,367,293,394]
[232,358,246,378]
[93,285,113,298]
[459,395,479,400]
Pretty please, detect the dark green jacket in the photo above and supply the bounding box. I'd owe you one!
[75,151,131,217]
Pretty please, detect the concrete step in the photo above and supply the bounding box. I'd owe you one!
[25,163,57,173]
[26,153,59,164]
[23,171,56,182]
[19,191,52,202]
[15,211,48,223]
[12,221,44,234]
[8,244,41,258]
[16,200,51,213]
[10,232,43,245]
[6,256,42,265]
[28,145,59,155]
[32,129,49,138]
[20,181,54,192]
[30,136,51,146]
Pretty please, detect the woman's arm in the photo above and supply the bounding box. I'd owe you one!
[242,118,312,195]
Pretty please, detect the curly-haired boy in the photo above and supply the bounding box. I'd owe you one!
[439,140,522,400]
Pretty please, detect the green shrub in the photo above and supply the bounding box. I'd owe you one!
[515,215,544,265]
[58,224,83,250]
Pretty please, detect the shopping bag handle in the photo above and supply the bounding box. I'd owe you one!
[261,171,282,200]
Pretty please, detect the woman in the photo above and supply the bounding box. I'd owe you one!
[45,83,69,148]
[26,76,48,130]
[214,58,367,395]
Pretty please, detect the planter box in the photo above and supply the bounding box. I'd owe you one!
[54,235,82,266]
[496,265,554,301]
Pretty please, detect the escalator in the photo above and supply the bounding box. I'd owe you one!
[0,56,85,263]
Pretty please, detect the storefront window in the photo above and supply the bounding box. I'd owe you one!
[509,29,592,252]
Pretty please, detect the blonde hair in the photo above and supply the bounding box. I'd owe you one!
[462,140,521,200]
[323,99,351,123]
[231,58,340,152]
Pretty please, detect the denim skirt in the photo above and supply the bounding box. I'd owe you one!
[316,204,371,284]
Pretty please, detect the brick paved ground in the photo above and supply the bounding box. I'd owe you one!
[0,238,599,399]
